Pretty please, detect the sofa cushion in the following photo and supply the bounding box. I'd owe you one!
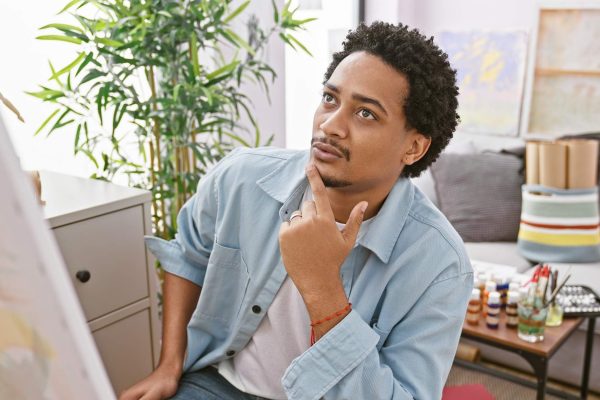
[430,151,524,242]
[411,139,476,207]
[465,242,531,272]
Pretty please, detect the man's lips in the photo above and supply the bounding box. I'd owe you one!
[312,142,343,158]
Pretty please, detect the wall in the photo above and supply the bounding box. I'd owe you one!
[284,0,360,150]
[394,0,536,35]
[233,0,287,147]
[365,0,540,151]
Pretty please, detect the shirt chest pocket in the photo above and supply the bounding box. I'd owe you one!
[197,242,250,324]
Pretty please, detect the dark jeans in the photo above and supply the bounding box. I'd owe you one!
[169,367,273,400]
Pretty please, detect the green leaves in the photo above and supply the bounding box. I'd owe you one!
[30,0,317,241]
[205,60,240,85]
[94,37,124,47]
[36,34,83,45]
[223,0,250,24]
[189,34,200,77]
[58,0,85,15]
[39,23,83,34]
[224,29,256,56]
[34,109,60,136]
[49,52,87,80]
[280,32,312,56]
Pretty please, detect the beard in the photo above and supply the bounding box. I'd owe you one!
[321,175,352,188]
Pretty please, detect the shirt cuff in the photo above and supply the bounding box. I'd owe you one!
[282,309,379,400]
[145,236,206,286]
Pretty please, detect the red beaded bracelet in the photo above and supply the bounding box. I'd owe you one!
[310,303,352,345]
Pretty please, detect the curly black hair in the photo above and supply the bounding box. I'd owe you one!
[324,21,459,178]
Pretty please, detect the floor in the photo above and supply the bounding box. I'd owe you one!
[446,360,600,400]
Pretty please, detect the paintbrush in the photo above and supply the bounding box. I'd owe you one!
[544,273,571,308]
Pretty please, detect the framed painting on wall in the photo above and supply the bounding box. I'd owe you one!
[437,30,528,137]
[521,0,600,138]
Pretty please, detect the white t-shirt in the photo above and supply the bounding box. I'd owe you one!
[217,186,372,399]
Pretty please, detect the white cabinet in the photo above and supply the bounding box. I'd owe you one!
[41,171,160,395]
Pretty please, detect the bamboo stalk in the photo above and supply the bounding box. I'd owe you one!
[148,139,160,234]
[179,148,184,210]
[148,66,167,238]
[172,138,181,214]
[188,41,198,171]
[179,144,186,207]
[181,144,188,203]
[182,117,191,203]
[191,122,197,171]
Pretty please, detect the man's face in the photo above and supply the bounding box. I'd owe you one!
[311,51,426,193]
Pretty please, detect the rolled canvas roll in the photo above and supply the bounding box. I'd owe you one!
[567,139,599,189]
[455,342,481,363]
[526,141,540,185]
[539,141,567,189]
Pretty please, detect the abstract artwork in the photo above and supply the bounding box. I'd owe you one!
[437,30,528,137]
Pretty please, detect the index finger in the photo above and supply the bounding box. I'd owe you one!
[305,163,335,219]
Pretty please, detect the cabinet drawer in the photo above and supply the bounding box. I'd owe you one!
[92,309,154,395]
[53,206,148,320]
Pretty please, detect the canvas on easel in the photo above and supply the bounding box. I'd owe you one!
[0,114,115,399]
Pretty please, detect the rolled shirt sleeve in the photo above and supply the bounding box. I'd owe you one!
[282,270,473,400]
[144,150,240,287]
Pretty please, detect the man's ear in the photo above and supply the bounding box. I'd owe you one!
[402,133,431,165]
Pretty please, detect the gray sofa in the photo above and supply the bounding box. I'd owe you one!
[413,139,600,392]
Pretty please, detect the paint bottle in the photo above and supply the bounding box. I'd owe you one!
[506,290,520,329]
[486,292,501,329]
[482,280,497,317]
[466,288,481,325]
[474,275,486,302]
[496,276,510,307]
[509,281,521,293]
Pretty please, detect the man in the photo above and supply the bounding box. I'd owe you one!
[121,22,472,400]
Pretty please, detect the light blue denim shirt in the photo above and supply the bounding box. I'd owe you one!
[146,147,473,400]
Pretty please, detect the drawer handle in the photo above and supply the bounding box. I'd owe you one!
[75,270,91,283]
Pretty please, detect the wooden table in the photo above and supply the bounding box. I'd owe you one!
[459,312,594,399]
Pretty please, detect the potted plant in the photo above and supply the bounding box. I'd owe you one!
[29,0,314,240]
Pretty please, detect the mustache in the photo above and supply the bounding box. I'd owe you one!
[311,137,351,161]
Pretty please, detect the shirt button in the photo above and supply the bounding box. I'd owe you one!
[226,350,235,357]
[252,305,262,314]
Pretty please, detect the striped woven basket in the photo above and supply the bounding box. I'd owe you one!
[517,185,600,263]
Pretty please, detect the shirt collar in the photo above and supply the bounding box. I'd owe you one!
[256,150,414,264]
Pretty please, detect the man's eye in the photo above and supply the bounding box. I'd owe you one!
[358,109,375,120]
[322,93,335,104]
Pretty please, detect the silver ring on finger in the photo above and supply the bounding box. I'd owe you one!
[289,210,303,222]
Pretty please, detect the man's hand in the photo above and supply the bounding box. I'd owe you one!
[118,364,180,400]
[279,163,367,302]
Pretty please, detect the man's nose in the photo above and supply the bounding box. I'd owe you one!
[319,109,349,139]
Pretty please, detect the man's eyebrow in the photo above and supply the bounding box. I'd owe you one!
[323,82,388,116]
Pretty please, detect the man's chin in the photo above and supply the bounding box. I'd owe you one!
[320,172,352,188]
[308,156,351,188]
